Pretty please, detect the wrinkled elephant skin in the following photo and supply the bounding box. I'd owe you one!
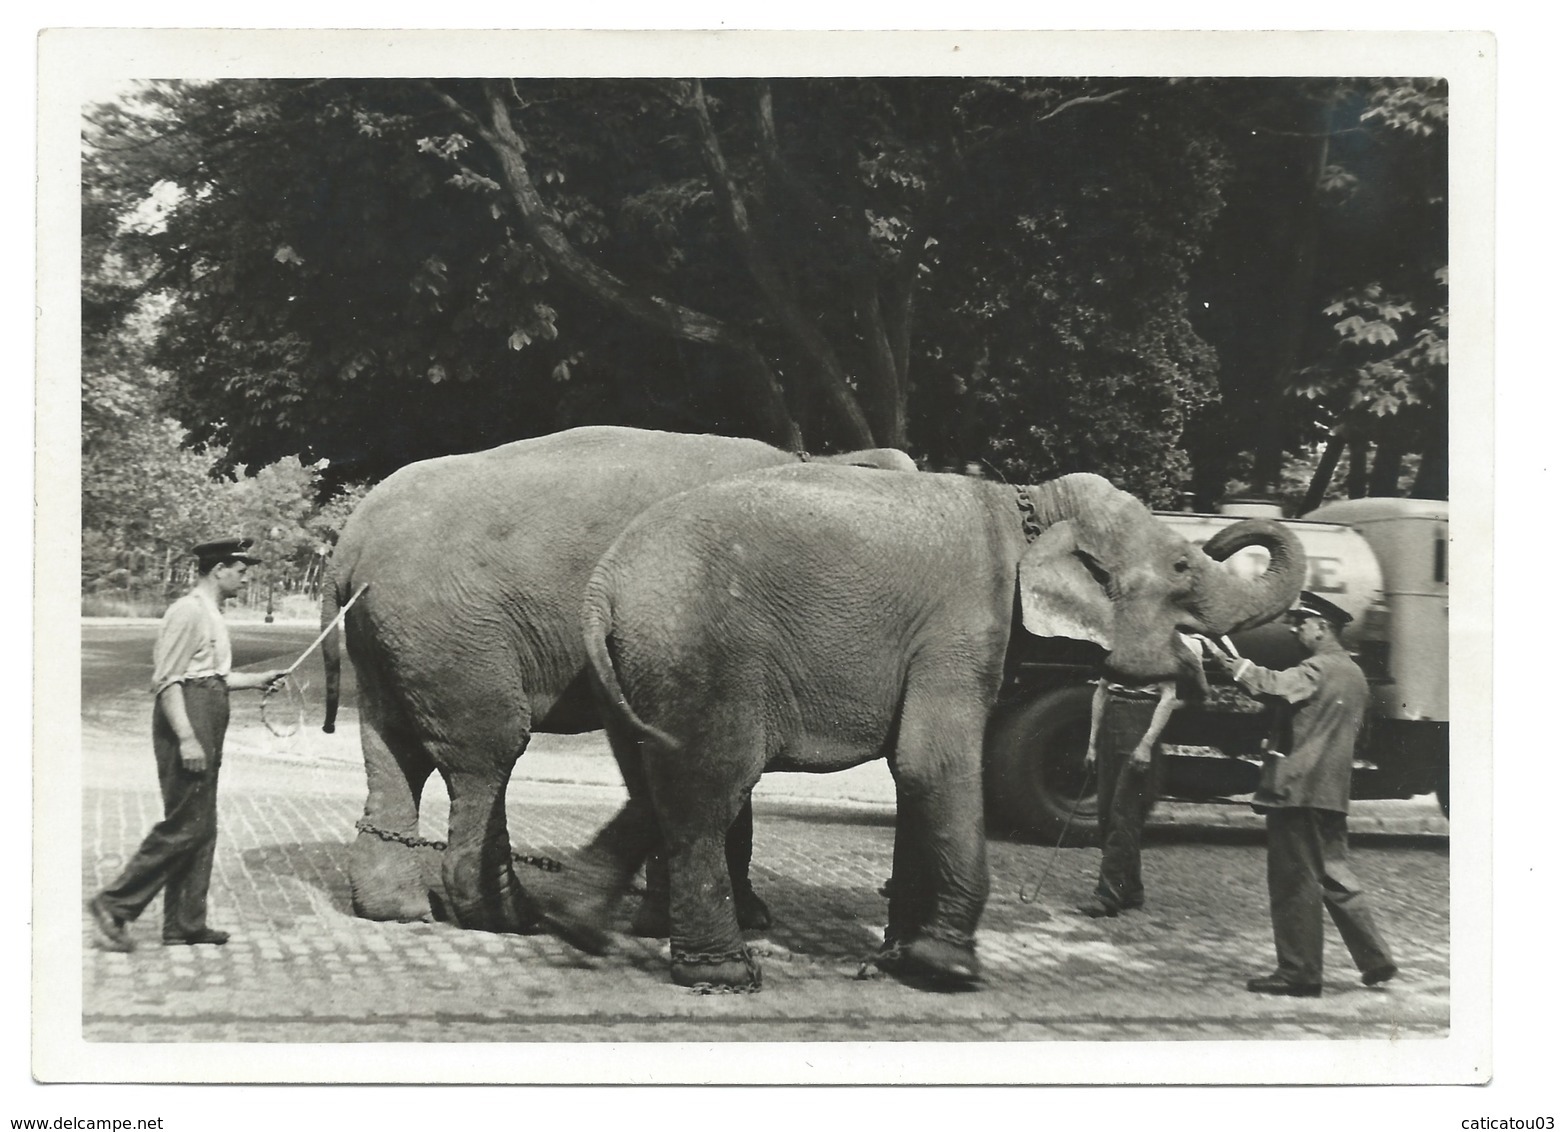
[544,468,1306,990]
[322,426,916,933]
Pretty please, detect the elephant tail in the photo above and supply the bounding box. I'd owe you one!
[321,577,343,734]
[581,576,681,754]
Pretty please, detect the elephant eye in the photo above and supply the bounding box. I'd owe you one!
[1173,558,1191,573]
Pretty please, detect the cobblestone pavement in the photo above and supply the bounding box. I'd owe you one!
[78,706,1452,1050]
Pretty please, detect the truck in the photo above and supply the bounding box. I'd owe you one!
[982,496,1450,844]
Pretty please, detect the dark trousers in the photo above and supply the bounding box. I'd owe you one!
[99,678,228,938]
[1093,696,1161,911]
[1265,807,1394,984]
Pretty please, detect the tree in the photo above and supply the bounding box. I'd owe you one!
[85,77,1230,501]
[1186,78,1448,508]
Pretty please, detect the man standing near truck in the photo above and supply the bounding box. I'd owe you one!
[1203,592,1398,997]
[1076,634,1204,919]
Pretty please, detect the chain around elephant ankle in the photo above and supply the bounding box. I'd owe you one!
[673,946,763,994]
[353,818,563,872]
[857,939,906,980]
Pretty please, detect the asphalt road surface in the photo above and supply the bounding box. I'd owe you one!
[63,620,1455,1076]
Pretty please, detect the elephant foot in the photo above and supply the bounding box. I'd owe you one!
[734,882,772,932]
[349,835,434,923]
[671,946,762,992]
[539,894,617,957]
[446,883,546,935]
[874,932,982,989]
[352,891,435,923]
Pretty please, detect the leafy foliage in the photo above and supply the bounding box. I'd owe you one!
[1186,78,1448,505]
[82,72,1447,568]
[85,77,1238,500]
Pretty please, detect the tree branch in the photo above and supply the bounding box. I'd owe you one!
[964,86,1135,165]
[473,79,800,448]
[684,80,875,447]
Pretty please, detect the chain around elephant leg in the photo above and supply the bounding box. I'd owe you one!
[891,928,982,987]
[671,945,763,993]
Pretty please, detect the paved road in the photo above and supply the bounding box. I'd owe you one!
[71,622,1452,1064]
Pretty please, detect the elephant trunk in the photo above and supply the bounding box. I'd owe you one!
[1192,518,1308,635]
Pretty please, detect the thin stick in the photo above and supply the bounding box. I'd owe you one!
[283,583,369,675]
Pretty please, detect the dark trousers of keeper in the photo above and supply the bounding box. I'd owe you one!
[1265,806,1395,985]
[98,676,229,938]
[1093,693,1162,912]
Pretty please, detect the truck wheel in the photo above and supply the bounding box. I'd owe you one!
[984,684,1099,846]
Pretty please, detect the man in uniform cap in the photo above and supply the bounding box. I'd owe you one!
[87,538,287,951]
[1203,591,1398,996]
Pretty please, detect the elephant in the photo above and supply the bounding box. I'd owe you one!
[321,425,916,934]
[537,466,1306,990]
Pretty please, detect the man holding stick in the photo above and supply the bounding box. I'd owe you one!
[88,538,287,951]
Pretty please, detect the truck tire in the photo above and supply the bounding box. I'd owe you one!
[984,684,1100,846]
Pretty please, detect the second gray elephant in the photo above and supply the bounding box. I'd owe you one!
[322,425,915,933]
[540,467,1305,989]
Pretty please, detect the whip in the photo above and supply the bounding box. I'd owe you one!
[261,583,369,738]
[1017,770,1096,908]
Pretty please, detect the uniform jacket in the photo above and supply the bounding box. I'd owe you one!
[1235,645,1369,813]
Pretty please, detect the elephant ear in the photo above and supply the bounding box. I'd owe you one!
[1017,520,1114,648]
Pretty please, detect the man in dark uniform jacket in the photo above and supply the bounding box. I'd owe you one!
[87,538,286,952]
[1203,591,1398,997]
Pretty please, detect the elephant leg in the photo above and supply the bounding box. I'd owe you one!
[628,848,671,938]
[348,685,437,923]
[546,717,664,951]
[441,749,545,934]
[726,798,773,931]
[883,705,990,986]
[649,746,761,990]
[541,796,662,955]
[882,781,938,950]
[632,801,769,937]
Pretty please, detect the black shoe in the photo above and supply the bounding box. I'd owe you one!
[162,928,230,946]
[1362,963,1398,987]
[1246,973,1321,997]
[1075,902,1120,919]
[87,895,134,952]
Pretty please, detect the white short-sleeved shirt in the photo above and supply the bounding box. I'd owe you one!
[150,589,232,696]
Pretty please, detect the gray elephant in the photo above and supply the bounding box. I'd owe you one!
[539,466,1305,990]
[321,425,915,934]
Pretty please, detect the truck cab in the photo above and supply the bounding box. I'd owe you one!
[982,497,1450,844]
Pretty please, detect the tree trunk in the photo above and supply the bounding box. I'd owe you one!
[472,81,802,450]
[1410,382,1448,500]
[1301,431,1347,513]
[855,279,909,448]
[1346,438,1369,498]
[1368,429,1406,496]
[684,81,876,449]
[1250,99,1331,495]
[1410,434,1448,499]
